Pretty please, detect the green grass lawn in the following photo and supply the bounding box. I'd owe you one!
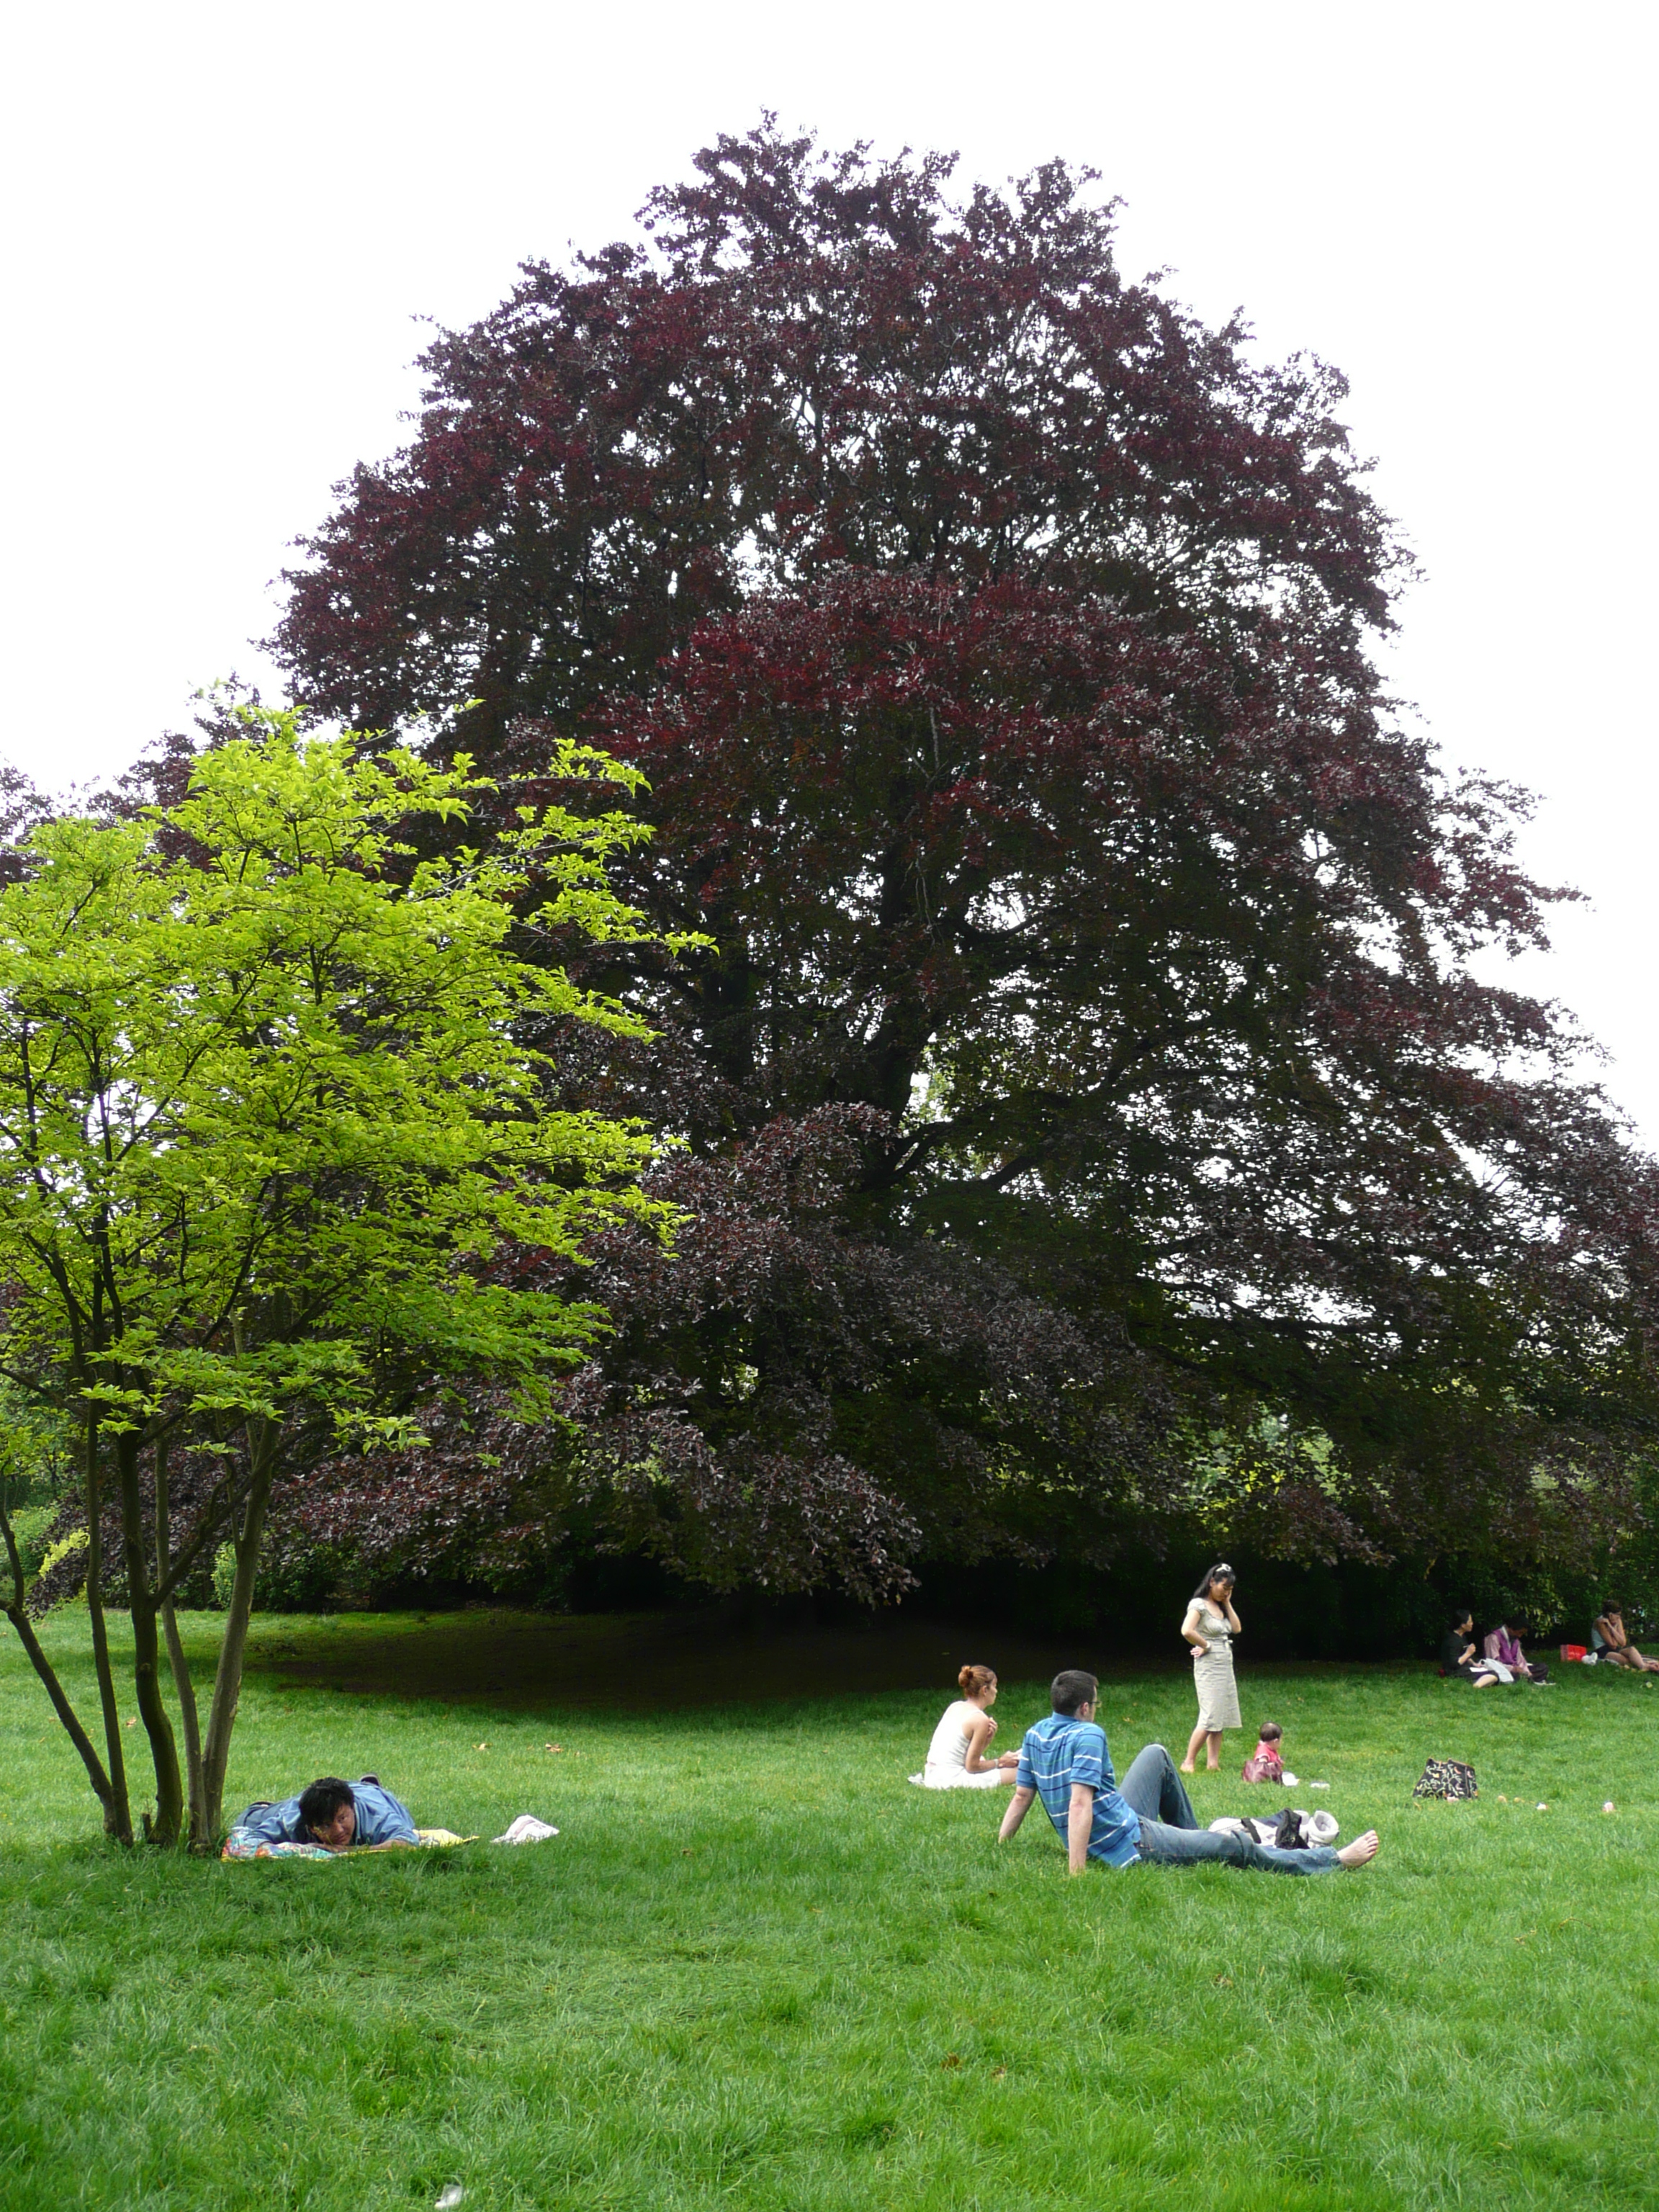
[3,1611,1658,2212]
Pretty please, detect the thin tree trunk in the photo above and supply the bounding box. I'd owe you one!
[82,1411,132,1845]
[0,1496,116,1817]
[199,1419,279,1839]
[117,1431,182,1846]
[155,1437,207,1849]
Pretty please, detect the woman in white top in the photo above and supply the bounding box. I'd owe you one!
[1180,1563,1243,1772]
[920,1664,1021,1788]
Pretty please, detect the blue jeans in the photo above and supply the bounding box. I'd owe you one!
[1115,1744,1341,1875]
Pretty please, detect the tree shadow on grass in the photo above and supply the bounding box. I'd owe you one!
[233,1606,1183,1712]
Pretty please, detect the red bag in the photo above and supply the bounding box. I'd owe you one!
[1560,1644,1587,1663]
[1241,1750,1284,1784]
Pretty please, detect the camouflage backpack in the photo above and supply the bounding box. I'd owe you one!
[1413,1758,1478,1800]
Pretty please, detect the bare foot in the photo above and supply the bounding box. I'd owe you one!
[1337,1830,1380,1869]
[1179,1761,1196,1773]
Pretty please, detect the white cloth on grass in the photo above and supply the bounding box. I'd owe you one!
[493,1814,559,1844]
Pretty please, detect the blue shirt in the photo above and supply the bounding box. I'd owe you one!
[1016,1710,1141,1868]
[234,1781,418,1848]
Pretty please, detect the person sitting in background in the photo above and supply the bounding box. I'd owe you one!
[1440,1613,1499,1686]
[1483,1619,1546,1683]
[234,1774,419,1850]
[917,1664,1021,1788]
[1241,1722,1285,1782]
[1592,1606,1659,1673]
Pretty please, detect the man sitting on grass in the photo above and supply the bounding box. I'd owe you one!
[235,1775,418,1851]
[998,1669,1380,1876]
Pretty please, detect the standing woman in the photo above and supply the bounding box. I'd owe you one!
[1181,1565,1243,1773]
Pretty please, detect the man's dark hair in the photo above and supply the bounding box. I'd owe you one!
[1451,1611,1473,1631]
[298,1777,355,1833]
[1050,1669,1099,1716]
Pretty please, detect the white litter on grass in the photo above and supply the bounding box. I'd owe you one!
[493,1813,559,1845]
[1309,1780,1331,1789]
[1280,1771,1300,1787]
[436,2188,465,2210]
[1536,1802,1550,1812]
[1604,1801,1617,1814]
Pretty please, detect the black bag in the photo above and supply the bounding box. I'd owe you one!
[1239,1809,1308,1847]
[1413,1758,1478,1799]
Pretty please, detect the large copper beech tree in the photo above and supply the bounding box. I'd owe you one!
[271,124,1659,1597]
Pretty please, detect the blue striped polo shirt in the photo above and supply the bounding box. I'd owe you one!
[1016,1709,1141,1868]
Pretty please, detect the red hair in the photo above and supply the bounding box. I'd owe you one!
[958,1663,997,1697]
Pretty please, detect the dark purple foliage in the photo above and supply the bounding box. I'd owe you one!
[251,125,1659,1593]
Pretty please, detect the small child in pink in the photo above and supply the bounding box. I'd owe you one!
[1240,1722,1285,1784]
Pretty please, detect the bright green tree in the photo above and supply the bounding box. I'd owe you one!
[0,712,672,1846]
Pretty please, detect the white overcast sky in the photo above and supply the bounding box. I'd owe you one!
[3,1,1654,1130]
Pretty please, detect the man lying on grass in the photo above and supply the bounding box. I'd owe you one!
[235,1776,418,1851]
[998,1671,1380,1876]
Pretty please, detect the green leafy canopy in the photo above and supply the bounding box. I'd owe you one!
[0,708,675,1435]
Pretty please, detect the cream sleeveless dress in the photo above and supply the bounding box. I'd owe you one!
[914,1699,1008,1788]
[1187,1602,1242,1731]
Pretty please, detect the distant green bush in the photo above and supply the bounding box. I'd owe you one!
[212,1538,342,1614]
[4,1503,58,1591]
[32,1523,88,1607]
